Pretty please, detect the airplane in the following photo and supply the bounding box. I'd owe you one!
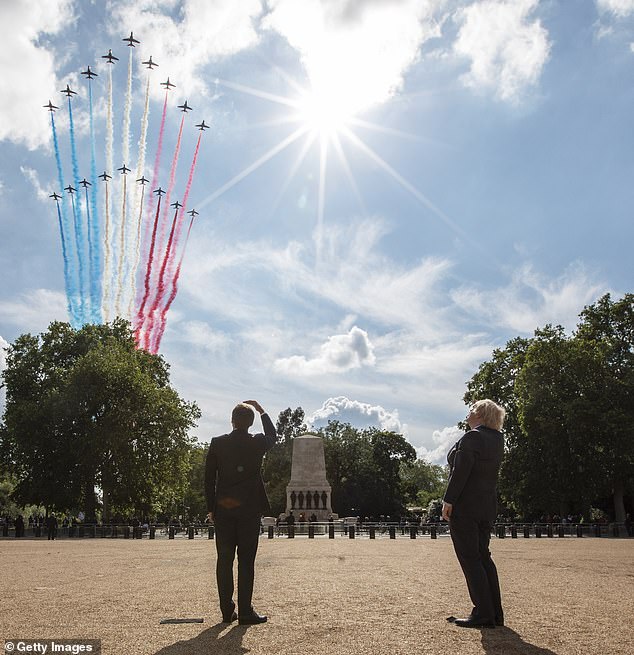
[118,164,131,174]
[102,49,119,64]
[154,187,165,196]
[65,185,76,195]
[195,120,209,131]
[160,77,175,90]
[137,176,149,185]
[79,178,91,188]
[142,56,158,69]
[187,209,198,217]
[81,66,97,79]
[43,100,58,112]
[178,100,192,113]
[99,171,112,181]
[49,192,61,201]
[123,31,140,47]
[61,84,77,97]
[171,200,182,209]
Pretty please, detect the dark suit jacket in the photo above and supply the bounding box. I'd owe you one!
[443,426,504,522]
[204,413,278,518]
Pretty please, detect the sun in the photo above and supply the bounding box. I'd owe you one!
[295,88,354,138]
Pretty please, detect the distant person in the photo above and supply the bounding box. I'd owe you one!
[205,400,278,625]
[286,511,295,526]
[14,515,25,538]
[46,514,58,540]
[442,399,505,629]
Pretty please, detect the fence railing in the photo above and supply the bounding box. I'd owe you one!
[0,521,631,540]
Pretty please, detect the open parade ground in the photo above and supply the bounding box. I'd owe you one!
[0,537,632,655]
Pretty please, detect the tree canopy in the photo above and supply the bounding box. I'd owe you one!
[0,319,200,520]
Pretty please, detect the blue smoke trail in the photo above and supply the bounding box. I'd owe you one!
[88,81,102,324]
[50,112,79,328]
[68,96,88,324]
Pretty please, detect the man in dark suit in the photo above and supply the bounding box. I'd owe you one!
[442,399,505,629]
[205,400,278,625]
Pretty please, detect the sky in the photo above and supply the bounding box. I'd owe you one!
[0,0,633,461]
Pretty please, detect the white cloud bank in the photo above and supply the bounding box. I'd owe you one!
[0,0,74,150]
[308,395,405,434]
[417,425,461,464]
[453,0,551,103]
[20,166,50,202]
[275,325,375,375]
[0,289,68,334]
[596,0,634,16]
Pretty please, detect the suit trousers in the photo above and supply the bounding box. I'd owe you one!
[449,515,503,622]
[214,514,261,615]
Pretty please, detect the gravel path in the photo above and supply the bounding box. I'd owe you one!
[1,537,632,654]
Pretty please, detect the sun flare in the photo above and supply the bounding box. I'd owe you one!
[296,89,353,137]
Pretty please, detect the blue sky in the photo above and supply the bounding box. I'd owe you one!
[0,0,632,460]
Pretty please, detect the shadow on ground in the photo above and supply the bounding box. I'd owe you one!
[481,627,558,655]
[154,624,250,655]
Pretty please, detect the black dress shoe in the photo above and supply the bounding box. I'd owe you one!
[454,617,496,629]
[238,611,268,625]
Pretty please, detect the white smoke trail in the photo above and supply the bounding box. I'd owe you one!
[102,65,114,322]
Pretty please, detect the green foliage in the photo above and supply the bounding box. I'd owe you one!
[400,459,448,508]
[0,319,200,520]
[181,445,208,521]
[319,420,416,517]
[463,293,634,520]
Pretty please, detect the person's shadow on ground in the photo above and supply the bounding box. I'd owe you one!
[481,626,559,655]
[154,623,250,655]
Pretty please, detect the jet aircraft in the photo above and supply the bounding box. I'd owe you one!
[81,66,98,79]
[99,172,112,182]
[61,84,77,97]
[102,49,119,64]
[118,164,131,174]
[160,78,175,90]
[195,120,210,131]
[43,100,58,111]
[123,32,140,47]
[49,192,61,201]
[178,100,192,113]
[142,56,158,69]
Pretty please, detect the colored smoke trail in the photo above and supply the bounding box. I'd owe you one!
[115,173,128,316]
[151,214,195,353]
[68,97,88,322]
[135,195,162,347]
[128,75,151,320]
[147,131,203,347]
[143,205,179,350]
[102,65,114,322]
[122,49,133,173]
[50,112,78,327]
[88,80,102,324]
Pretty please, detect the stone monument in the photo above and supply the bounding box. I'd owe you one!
[285,434,333,520]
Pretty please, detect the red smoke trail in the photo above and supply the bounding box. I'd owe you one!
[139,91,168,261]
[134,195,162,348]
[142,204,180,350]
[147,131,203,348]
[151,214,196,353]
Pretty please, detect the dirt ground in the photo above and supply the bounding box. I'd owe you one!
[0,536,632,655]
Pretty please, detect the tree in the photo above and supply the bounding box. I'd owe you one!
[575,293,634,521]
[181,445,208,522]
[400,459,448,508]
[0,320,200,520]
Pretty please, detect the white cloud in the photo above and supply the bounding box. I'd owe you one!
[0,335,9,372]
[0,289,68,333]
[20,166,50,202]
[308,395,405,433]
[275,325,375,375]
[453,0,551,103]
[0,0,74,150]
[596,0,634,16]
[451,262,609,334]
[417,425,461,464]
[169,319,231,353]
[263,0,445,115]
[108,0,263,98]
